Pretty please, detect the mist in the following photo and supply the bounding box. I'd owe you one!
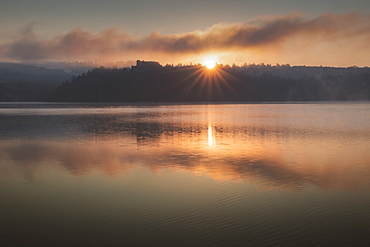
[1,12,369,66]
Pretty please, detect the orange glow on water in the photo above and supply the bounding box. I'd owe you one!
[1,104,370,192]
[1,121,370,191]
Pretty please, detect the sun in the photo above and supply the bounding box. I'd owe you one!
[205,59,217,69]
[203,55,218,69]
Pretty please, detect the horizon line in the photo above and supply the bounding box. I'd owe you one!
[1,60,369,69]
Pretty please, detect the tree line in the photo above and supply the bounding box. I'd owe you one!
[44,64,370,102]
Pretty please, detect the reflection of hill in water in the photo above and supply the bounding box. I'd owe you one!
[1,104,370,191]
[1,104,370,140]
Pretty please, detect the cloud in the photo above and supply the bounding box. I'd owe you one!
[0,12,369,63]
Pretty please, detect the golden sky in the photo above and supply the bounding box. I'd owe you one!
[1,0,369,66]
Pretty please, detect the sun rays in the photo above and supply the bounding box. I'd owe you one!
[173,63,240,102]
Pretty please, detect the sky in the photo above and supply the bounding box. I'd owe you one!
[1,0,369,66]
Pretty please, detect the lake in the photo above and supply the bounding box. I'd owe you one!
[1,102,370,246]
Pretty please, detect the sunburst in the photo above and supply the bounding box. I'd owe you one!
[202,55,218,69]
[173,62,240,102]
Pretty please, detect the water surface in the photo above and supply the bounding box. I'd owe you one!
[1,103,370,246]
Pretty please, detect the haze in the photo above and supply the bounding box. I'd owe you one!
[1,0,369,66]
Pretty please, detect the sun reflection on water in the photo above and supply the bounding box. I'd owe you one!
[208,124,213,146]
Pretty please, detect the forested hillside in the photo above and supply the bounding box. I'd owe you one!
[45,63,370,102]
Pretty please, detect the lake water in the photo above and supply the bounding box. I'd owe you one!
[1,102,370,247]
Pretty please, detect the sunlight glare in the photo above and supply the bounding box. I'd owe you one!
[205,60,216,69]
[203,55,218,69]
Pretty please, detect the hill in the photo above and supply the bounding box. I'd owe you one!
[0,63,85,101]
[45,62,370,102]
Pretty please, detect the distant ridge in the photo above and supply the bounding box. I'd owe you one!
[43,61,370,102]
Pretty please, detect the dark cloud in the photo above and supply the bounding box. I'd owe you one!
[0,12,369,61]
